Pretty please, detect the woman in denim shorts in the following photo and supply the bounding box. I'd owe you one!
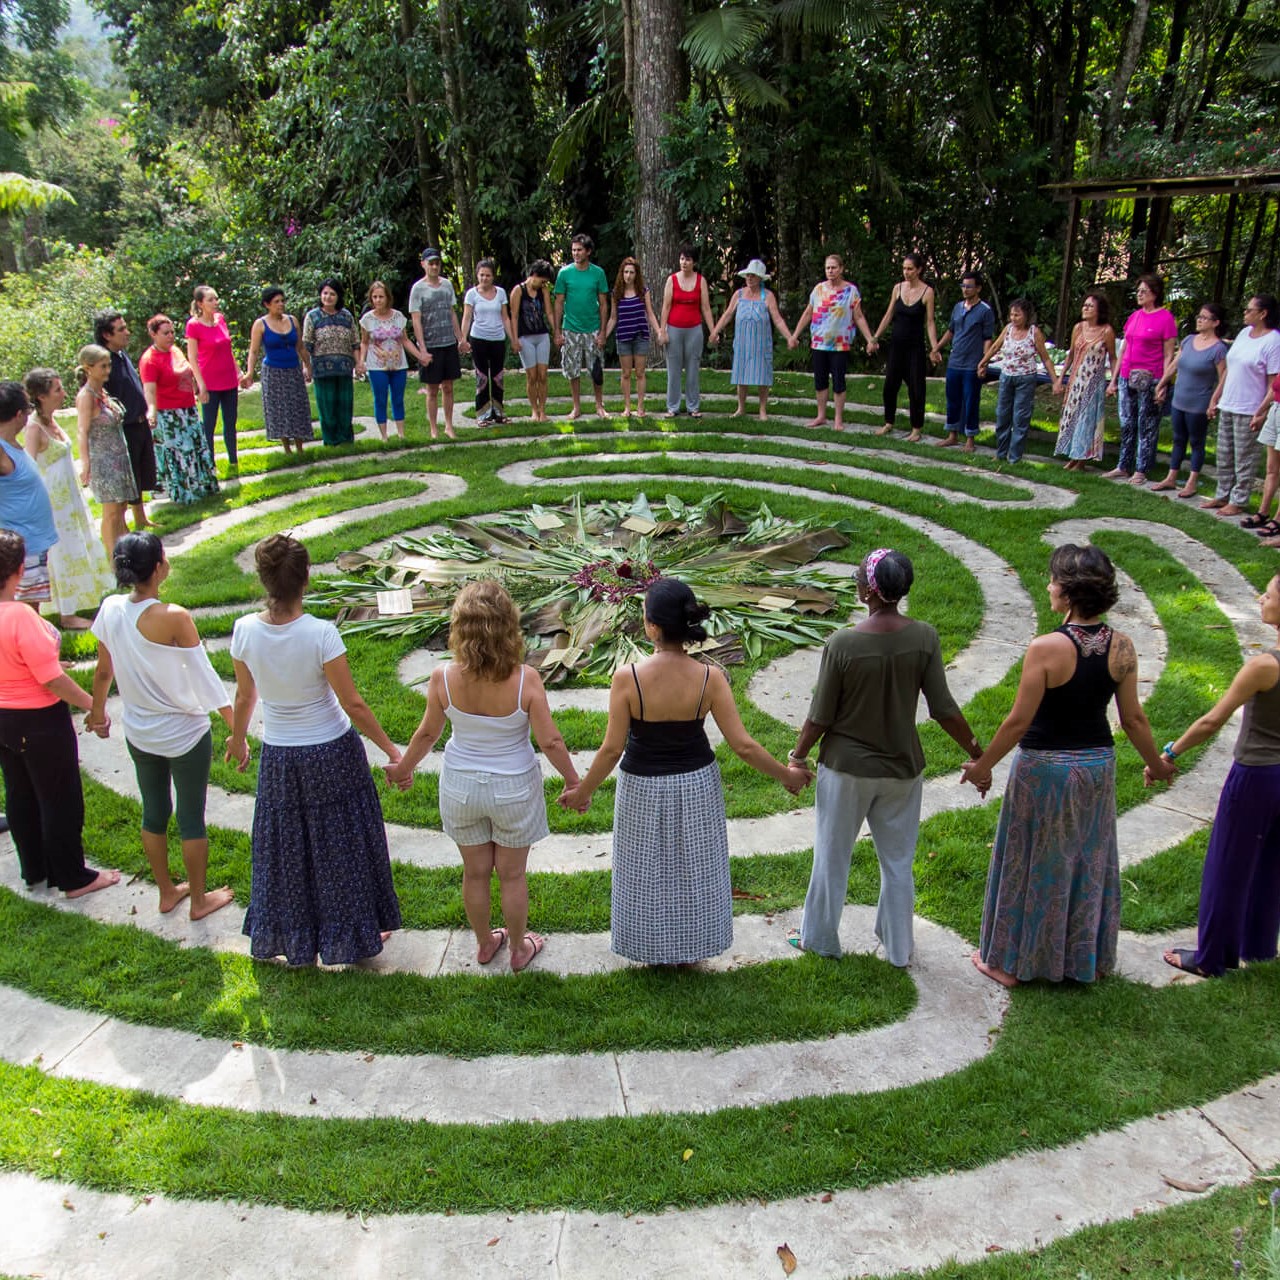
[386,582,580,972]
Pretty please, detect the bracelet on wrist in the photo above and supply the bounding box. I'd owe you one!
[1161,741,1179,760]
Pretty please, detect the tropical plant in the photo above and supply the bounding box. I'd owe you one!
[308,492,863,679]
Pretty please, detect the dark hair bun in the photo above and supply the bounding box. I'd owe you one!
[112,531,164,587]
[645,577,709,644]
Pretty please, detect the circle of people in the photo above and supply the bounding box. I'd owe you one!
[1,473,1275,980]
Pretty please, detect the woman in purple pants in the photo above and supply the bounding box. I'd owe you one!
[1156,571,1280,977]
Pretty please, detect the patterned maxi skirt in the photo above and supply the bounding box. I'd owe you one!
[978,746,1119,982]
[154,406,219,505]
[1054,340,1109,461]
[260,364,315,442]
[243,726,401,965]
[611,761,732,964]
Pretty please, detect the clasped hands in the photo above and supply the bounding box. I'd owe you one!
[1143,756,1178,787]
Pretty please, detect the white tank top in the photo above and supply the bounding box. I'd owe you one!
[90,594,229,757]
[441,665,537,775]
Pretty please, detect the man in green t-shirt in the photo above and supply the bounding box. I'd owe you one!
[553,233,609,419]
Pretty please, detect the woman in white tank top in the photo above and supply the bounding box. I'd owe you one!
[387,581,579,972]
[87,531,235,920]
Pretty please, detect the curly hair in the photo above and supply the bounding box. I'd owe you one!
[449,580,525,681]
[1049,543,1119,618]
[255,533,310,605]
[0,528,25,582]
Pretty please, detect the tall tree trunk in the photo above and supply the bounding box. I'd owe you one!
[1153,0,1190,134]
[437,0,478,275]
[1237,197,1268,298]
[1099,0,1152,156]
[625,0,683,279]
[400,0,439,248]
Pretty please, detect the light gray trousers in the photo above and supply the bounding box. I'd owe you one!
[1212,409,1261,506]
[665,324,704,413]
[800,764,924,966]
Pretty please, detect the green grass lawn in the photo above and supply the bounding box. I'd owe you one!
[6,375,1277,1272]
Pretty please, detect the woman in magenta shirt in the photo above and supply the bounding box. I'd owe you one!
[185,285,242,468]
[1104,274,1176,485]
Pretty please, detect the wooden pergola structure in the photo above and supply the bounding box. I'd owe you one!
[1043,170,1280,340]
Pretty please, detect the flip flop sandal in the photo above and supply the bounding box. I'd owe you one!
[477,927,508,965]
[1255,519,1280,537]
[511,931,545,972]
[1241,513,1270,528]
[1162,947,1209,977]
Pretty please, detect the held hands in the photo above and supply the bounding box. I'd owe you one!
[783,762,813,795]
[224,736,251,772]
[557,782,591,813]
[83,710,110,738]
[79,464,90,486]
[959,760,992,797]
[787,334,799,350]
[1143,756,1178,787]
[866,339,879,355]
[383,758,413,790]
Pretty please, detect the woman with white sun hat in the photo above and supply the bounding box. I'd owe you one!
[709,258,792,420]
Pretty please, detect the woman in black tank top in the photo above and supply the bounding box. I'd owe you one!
[961,544,1172,987]
[1157,571,1280,976]
[871,253,938,440]
[560,579,810,965]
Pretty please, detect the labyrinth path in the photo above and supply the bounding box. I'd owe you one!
[2,385,1278,1279]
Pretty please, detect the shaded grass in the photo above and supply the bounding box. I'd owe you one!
[0,967,1277,1213]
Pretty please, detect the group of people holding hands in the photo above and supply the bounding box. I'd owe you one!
[2,470,1273,985]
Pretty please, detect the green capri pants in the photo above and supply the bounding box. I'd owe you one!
[126,730,214,840]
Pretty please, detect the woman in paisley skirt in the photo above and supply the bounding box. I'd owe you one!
[962,545,1174,986]
[242,287,314,455]
[227,533,401,966]
[138,315,219,506]
[23,368,113,629]
[1054,293,1117,470]
[75,343,138,558]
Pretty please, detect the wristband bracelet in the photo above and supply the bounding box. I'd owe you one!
[1161,741,1179,759]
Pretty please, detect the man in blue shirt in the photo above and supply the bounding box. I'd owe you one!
[931,273,995,453]
[0,381,58,607]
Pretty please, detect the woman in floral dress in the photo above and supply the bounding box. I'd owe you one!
[139,315,219,506]
[22,368,113,629]
[75,343,138,558]
[1054,293,1117,470]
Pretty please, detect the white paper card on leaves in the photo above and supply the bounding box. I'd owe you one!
[376,589,415,616]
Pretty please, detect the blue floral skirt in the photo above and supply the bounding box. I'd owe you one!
[978,746,1119,982]
[243,726,401,965]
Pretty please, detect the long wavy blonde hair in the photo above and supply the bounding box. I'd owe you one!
[449,580,525,681]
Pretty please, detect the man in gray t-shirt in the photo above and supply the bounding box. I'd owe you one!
[408,247,465,436]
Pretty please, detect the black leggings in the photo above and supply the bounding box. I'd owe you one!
[201,388,239,465]
[883,339,926,429]
[471,338,506,413]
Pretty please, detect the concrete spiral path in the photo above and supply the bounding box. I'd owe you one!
[2,403,1277,1278]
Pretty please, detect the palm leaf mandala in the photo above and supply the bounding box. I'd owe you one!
[307,492,864,680]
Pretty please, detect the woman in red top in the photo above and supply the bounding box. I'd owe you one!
[140,315,219,506]
[659,243,717,419]
[0,528,119,895]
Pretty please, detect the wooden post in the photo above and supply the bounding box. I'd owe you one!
[1056,198,1081,343]
[1213,192,1239,304]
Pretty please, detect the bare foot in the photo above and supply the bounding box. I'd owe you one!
[445,427,457,440]
[158,882,191,914]
[905,430,923,443]
[875,424,894,437]
[1176,485,1197,498]
[568,410,583,421]
[510,930,545,972]
[1199,497,1227,509]
[429,429,439,440]
[757,412,768,421]
[66,869,121,898]
[477,927,508,965]
[961,440,975,454]
[805,416,826,428]
[939,434,960,447]
[380,930,393,942]
[730,409,744,418]
[190,887,235,919]
[1100,468,1128,479]
[1259,534,1280,548]
[971,951,1019,988]
[1217,504,1245,517]
[833,421,845,431]
[1150,478,1176,491]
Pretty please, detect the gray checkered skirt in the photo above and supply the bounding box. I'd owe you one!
[611,762,732,964]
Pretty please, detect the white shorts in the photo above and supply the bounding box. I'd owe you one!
[517,333,551,369]
[1259,402,1280,449]
[439,762,549,848]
